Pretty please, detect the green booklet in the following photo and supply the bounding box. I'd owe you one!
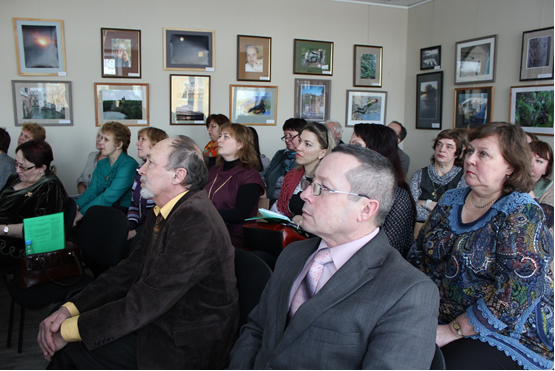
[245,208,292,223]
[23,212,65,254]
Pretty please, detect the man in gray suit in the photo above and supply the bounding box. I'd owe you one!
[229,144,439,369]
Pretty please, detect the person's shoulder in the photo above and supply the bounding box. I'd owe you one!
[496,191,542,217]
[439,186,469,206]
[119,153,139,166]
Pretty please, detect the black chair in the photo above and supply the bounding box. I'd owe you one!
[234,247,272,332]
[430,344,446,370]
[63,198,77,239]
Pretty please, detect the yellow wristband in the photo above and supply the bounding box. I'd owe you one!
[452,319,464,337]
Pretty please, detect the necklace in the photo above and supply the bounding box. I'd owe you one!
[431,182,441,200]
[207,173,233,200]
[470,191,499,209]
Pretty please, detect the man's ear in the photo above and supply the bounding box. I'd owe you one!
[357,199,379,223]
[173,168,187,184]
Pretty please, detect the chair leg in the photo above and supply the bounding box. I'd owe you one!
[7,297,15,348]
[18,305,25,353]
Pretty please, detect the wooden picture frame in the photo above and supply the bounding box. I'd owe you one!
[12,80,73,126]
[94,83,149,127]
[520,27,554,81]
[170,74,210,125]
[293,39,333,76]
[101,28,141,78]
[230,85,278,126]
[294,78,331,122]
[237,35,271,82]
[510,85,554,136]
[454,87,494,129]
[420,45,441,70]
[416,71,443,130]
[345,90,387,127]
[163,28,215,71]
[13,18,66,76]
[455,35,497,84]
[353,45,383,87]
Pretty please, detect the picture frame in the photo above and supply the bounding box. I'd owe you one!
[170,74,210,125]
[293,39,333,76]
[230,85,278,126]
[519,27,554,81]
[163,28,215,71]
[345,90,387,127]
[13,18,66,76]
[94,83,149,127]
[294,78,331,122]
[420,45,441,70]
[353,45,383,87]
[454,87,494,129]
[101,28,141,78]
[454,35,497,84]
[11,80,73,126]
[237,35,271,82]
[509,85,554,136]
[416,71,443,130]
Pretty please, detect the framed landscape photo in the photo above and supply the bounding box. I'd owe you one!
[94,83,149,127]
[510,85,554,136]
[237,35,271,81]
[455,35,497,84]
[230,85,278,126]
[345,90,387,127]
[12,80,73,126]
[13,18,66,76]
[520,27,554,81]
[101,28,141,78]
[293,39,333,76]
[416,71,443,130]
[420,45,441,70]
[454,87,494,129]
[170,74,210,125]
[353,45,382,87]
[163,28,215,71]
[294,78,331,122]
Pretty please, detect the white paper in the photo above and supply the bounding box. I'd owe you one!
[58,72,67,76]
[205,67,215,72]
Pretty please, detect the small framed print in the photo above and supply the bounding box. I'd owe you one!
[294,78,331,122]
[454,87,494,129]
[510,85,554,136]
[101,28,141,78]
[13,18,66,76]
[170,74,210,125]
[163,28,215,71]
[94,83,149,127]
[12,80,73,126]
[353,45,382,87]
[455,35,497,84]
[520,27,554,81]
[345,90,387,127]
[230,85,278,126]
[293,39,333,76]
[416,71,443,130]
[237,35,271,81]
[420,45,441,70]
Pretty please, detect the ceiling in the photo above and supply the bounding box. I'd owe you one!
[330,0,433,9]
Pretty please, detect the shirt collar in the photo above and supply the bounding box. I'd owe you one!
[318,227,380,270]
[153,190,189,219]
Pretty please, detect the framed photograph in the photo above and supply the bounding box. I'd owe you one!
[510,85,554,136]
[416,71,443,130]
[420,45,441,70]
[454,87,494,129]
[163,28,215,71]
[294,79,331,122]
[293,39,333,76]
[237,35,271,82]
[94,83,149,127]
[230,85,278,126]
[13,18,66,76]
[345,90,387,127]
[455,35,497,84]
[353,45,382,87]
[170,75,210,125]
[519,27,554,81]
[101,28,141,78]
[11,80,73,126]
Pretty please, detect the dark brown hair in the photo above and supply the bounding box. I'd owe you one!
[16,140,53,169]
[205,114,230,129]
[529,140,553,178]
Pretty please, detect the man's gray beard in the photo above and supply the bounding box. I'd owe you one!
[140,176,155,199]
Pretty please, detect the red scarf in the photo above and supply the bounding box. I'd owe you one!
[203,140,218,158]
[276,167,305,218]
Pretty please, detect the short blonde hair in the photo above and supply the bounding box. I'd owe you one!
[22,123,46,141]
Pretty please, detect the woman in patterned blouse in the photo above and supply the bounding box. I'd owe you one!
[408,122,553,370]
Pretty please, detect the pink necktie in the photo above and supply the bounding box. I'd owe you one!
[289,248,333,317]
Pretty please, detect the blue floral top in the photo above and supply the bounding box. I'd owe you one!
[409,187,553,370]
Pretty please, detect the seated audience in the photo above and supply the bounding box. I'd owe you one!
[247,126,269,174]
[0,128,15,189]
[409,128,467,223]
[206,123,265,248]
[76,131,107,194]
[529,140,553,207]
[0,140,68,267]
[38,136,239,369]
[18,122,46,145]
[408,122,554,370]
[204,113,230,169]
[325,119,344,145]
[263,118,307,204]
[271,123,335,224]
[350,123,415,257]
[388,120,410,176]
[74,122,137,224]
[228,145,439,369]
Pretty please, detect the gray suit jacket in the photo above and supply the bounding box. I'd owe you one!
[398,147,410,178]
[229,230,439,369]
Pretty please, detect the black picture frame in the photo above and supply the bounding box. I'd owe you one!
[519,27,554,81]
[420,45,441,70]
[416,71,443,130]
[163,28,215,71]
[454,86,494,129]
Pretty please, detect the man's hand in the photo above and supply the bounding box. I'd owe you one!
[38,307,71,361]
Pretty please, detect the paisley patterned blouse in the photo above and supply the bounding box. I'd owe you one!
[409,187,553,370]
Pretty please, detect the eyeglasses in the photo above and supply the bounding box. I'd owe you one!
[14,162,36,172]
[281,134,299,142]
[301,179,370,199]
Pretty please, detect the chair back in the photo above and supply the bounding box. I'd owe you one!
[430,344,446,370]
